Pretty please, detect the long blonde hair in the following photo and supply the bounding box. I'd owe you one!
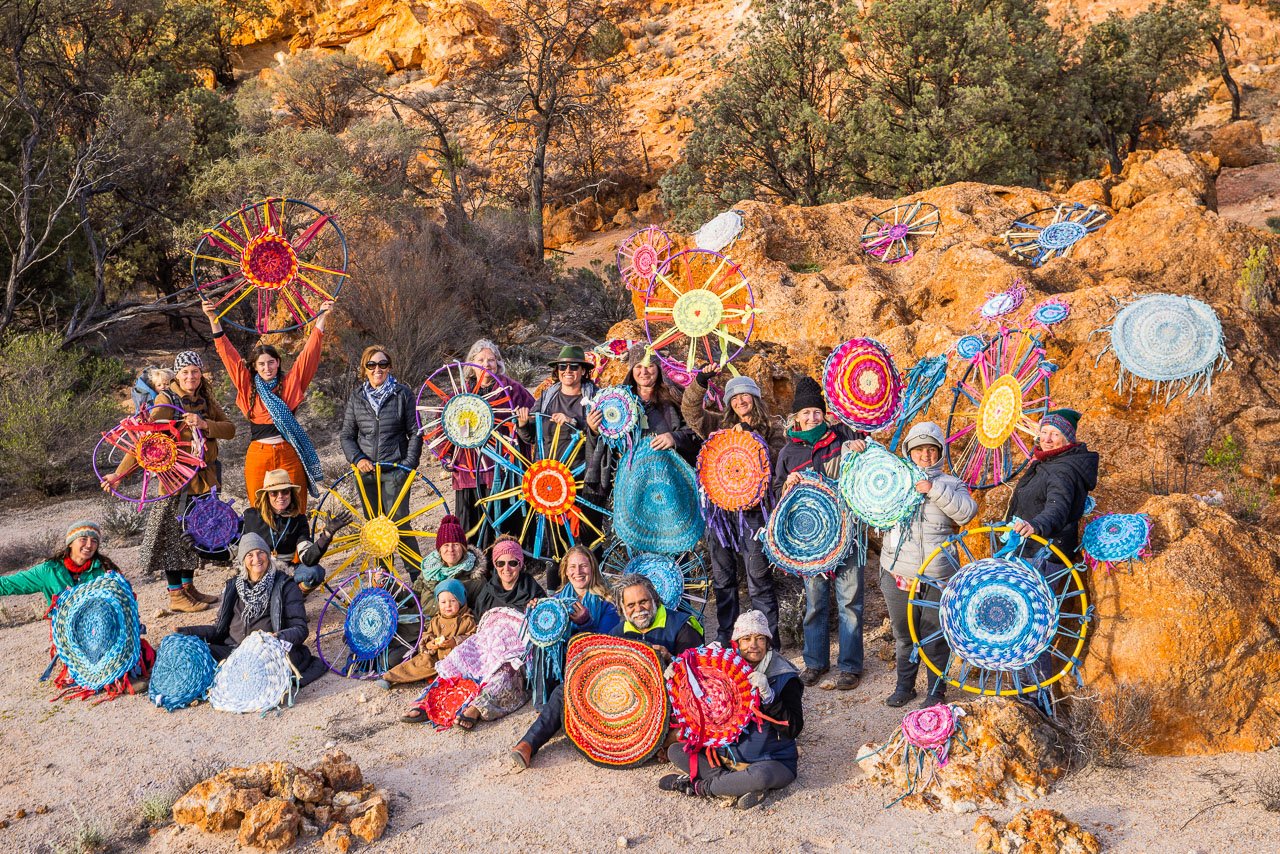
[254,485,301,530]
[559,545,610,598]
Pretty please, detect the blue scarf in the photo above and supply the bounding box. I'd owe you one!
[554,584,620,635]
[363,376,399,414]
[254,374,324,497]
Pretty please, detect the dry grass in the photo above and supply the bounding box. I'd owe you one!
[1064,686,1156,770]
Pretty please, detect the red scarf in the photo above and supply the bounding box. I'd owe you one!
[64,556,93,575]
[1033,442,1078,462]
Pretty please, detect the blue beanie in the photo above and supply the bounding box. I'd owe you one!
[435,578,466,608]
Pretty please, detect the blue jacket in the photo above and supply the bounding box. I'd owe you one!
[556,585,621,637]
[616,605,703,656]
[726,652,803,772]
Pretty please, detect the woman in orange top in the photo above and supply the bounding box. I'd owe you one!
[201,298,333,511]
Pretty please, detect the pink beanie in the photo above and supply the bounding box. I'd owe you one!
[491,539,524,565]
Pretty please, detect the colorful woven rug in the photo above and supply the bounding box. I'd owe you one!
[979,281,1026,320]
[697,428,771,549]
[1095,293,1230,402]
[839,442,926,531]
[1081,513,1151,573]
[50,571,141,699]
[563,633,669,768]
[938,557,1058,672]
[667,646,760,780]
[435,607,526,685]
[343,586,401,662]
[863,703,968,806]
[1028,297,1070,328]
[590,385,644,454]
[955,335,986,361]
[693,210,745,252]
[421,676,481,730]
[612,443,705,554]
[523,597,574,706]
[178,487,242,554]
[149,633,216,711]
[823,338,904,432]
[617,226,673,294]
[208,631,298,714]
[761,470,853,576]
[623,552,686,612]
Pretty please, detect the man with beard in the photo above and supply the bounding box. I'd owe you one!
[506,574,703,770]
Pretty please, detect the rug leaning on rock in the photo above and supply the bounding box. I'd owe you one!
[857,697,1066,812]
[171,750,387,852]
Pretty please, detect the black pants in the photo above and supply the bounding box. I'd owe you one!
[879,568,947,696]
[520,682,566,754]
[360,468,419,580]
[666,744,796,798]
[454,486,494,550]
[708,529,779,648]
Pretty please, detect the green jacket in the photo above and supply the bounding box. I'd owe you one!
[0,557,109,606]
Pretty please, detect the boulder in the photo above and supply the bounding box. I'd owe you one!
[349,795,390,843]
[172,776,266,833]
[322,823,354,853]
[313,750,363,792]
[237,797,302,853]
[1079,494,1280,753]
[857,698,1066,812]
[972,809,1102,854]
[1110,149,1218,210]
[1210,120,1271,168]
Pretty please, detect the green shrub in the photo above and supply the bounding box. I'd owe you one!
[1239,245,1273,312]
[0,333,126,495]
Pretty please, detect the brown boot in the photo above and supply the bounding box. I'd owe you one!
[183,582,219,605]
[169,588,209,613]
[506,742,533,772]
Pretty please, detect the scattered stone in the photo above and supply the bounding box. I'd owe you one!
[973,808,1101,853]
[172,777,264,832]
[0,819,7,829]
[857,697,1065,813]
[314,750,363,792]
[14,808,26,819]
[349,795,388,843]
[1210,120,1270,169]
[322,823,353,854]
[237,797,301,853]
[618,835,630,848]
[33,805,48,815]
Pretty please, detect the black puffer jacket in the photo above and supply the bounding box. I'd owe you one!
[1008,444,1100,562]
[340,380,422,468]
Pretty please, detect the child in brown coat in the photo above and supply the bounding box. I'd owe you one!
[378,579,477,688]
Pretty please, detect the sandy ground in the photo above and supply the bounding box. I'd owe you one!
[2,482,1280,853]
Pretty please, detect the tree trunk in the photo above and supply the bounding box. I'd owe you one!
[529,123,551,258]
[1210,32,1241,122]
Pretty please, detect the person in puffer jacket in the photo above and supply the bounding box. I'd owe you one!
[658,610,803,810]
[878,421,977,709]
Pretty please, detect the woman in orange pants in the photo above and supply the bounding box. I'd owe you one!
[201,299,333,511]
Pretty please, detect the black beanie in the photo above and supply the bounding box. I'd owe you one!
[791,376,826,414]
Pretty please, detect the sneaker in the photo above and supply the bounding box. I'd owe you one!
[833,672,861,691]
[658,773,694,794]
[734,790,766,810]
[885,689,917,707]
[799,667,828,687]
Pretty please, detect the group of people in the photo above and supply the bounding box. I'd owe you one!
[0,304,1100,809]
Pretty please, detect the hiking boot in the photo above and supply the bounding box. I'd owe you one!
[168,589,209,613]
[885,689,917,708]
[507,742,533,772]
[658,773,694,795]
[734,790,766,810]
[183,582,219,605]
[799,667,828,687]
[833,671,862,691]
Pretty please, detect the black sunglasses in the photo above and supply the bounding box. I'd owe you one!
[556,362,585,371]
[494,558,522,568]
[366,360,391,369]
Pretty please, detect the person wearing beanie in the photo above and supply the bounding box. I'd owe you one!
[0,520,121,605]
[101,347,236,613]
[242,469,354,595]
[1008,407,1098,563]
[658,609,804,808]
[415,514,489,618]
[772,375,869,691]
[454,339,535,549]
[178,532,326,689]
[383,576,478,700]
[880,421,978,709]
[682,367,784,649]
[471,536,546,618]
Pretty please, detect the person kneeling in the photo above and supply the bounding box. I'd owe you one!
[659,610,804,809]
[178,533,326,688]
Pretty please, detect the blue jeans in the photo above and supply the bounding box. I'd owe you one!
[802,552,864,674]
[293,563,325,588]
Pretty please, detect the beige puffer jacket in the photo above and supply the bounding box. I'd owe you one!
[881,464,978,580]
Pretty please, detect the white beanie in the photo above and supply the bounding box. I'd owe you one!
[732,610,771,642]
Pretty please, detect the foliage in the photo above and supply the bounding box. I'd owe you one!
[270,50,383,133]
[0,332,126,495]
[100,497,146,543]
[1064,686,1155,770]
[1203,433,1271,523]
[1238,245,1273,313]
[1203,433,1243,474]
[660,0,860,227]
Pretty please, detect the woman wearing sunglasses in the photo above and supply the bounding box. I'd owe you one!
[470,536,546,617]
[339,345,424,579]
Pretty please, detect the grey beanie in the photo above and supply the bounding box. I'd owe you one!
[236,532,272,566]
[724,375,762,402]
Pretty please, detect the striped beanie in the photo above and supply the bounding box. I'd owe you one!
[66,520,101,546]
[1039,408,1081,444]
[173,350,203,371]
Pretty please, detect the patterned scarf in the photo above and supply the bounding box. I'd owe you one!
[363,376,399,414]
[254,374,324,496]
[236,566,278,630]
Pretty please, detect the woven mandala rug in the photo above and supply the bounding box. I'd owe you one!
[761,470,854,576]
[612,443,705,554]
[149,633,217,711]
[563,633,669,768]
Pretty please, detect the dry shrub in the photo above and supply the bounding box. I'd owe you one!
[0,529,61,570]
[1064,685,1156,769]
[1256,765,1280,812]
